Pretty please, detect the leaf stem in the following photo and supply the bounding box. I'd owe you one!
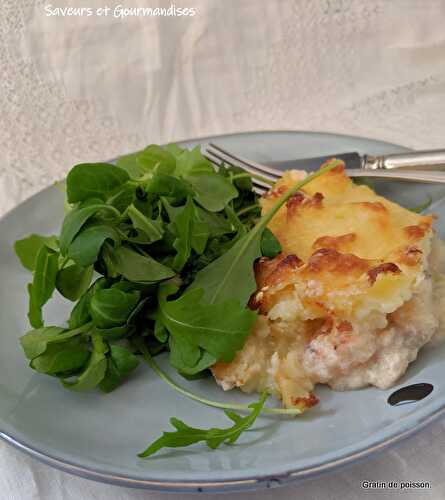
[236,203,261,217]
[69,321,93,336]
[258,160,342,230]
[138,342,301,416]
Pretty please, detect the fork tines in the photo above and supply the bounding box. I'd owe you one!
[205,142,281,195]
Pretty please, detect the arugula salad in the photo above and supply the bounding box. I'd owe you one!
[14,144,337,457]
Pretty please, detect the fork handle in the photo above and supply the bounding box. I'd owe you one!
[363,149,445,171]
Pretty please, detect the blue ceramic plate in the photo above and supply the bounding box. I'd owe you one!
[1,131,445,493]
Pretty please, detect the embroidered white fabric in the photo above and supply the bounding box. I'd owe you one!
[1,0,445,498]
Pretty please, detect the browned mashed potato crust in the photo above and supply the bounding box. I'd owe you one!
[212,161,445,411]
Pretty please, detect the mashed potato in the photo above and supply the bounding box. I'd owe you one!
[212,161,445,410]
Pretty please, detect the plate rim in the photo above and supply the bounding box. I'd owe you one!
[2,401,445,492]
[3,129,434,493]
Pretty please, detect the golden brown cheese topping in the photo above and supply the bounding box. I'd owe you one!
[255,162,434,318]
[261,163,433,262]
[212,161,439,411]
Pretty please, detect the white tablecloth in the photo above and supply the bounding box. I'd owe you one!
[2,0,445,498]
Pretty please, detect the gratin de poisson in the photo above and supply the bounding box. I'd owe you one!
[212,161,445,411]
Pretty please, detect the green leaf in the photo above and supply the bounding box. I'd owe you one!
[99,345,140,393]
[171,198,210,272]
[68,224,120,267]
[138,392,268,457]
[175,146,213,176]
[27,246,59,328]
[153,318,168,343]
[191,221,210,255]
[90,288,140,329]
[14,234,58,271]
[146,174,192,199]
[78,197,106,208]
[260,228,282,258]
[30,338,90,375]
[20,326,82,359]
[137,144,176,172]
[62,332,108,391]
[127,205,164,244]
[172,197,194,272]
[68,292,91,329]
[168,333,201,369]
[164,143,185,158]
[66,163,130,203]
[56,264,93,301]
[28,284,43,329]
[178,367,212,381]
[32,246,59,304]
[59,204,119,255]
[104,244,175,284]
[68,278,107,329]
[194,206,233,238]
[169,334,216,375]
[116,153,143,179]
[189,226,261,307]
[127,294,154,326]
[186,173,238,212]
[95,325,130,340]
[111,280,150,294]
[191,204,210,255]
[106,183,136,212]
[159,197,182,223]
[158,284,256,364]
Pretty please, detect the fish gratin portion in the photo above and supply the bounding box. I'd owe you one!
[212,161,445,410]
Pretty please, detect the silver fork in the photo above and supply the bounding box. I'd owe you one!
[204,143,445,195]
